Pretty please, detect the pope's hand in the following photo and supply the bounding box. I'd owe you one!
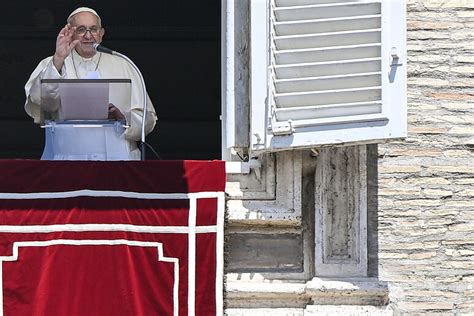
[53,24,80,72]
[108,104,126,121]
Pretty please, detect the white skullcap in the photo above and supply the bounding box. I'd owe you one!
[67,7,101,24]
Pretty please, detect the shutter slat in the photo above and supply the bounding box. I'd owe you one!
[276,0,346,6]
[275,101,383,121]
[275,72,381,93]
[274,2,381,21]
[275,113,387,128]
[274,15,381,36]
[275,58,381,79]
[275,44,381,65]
[275,87,382,107]
[275,29,381,50]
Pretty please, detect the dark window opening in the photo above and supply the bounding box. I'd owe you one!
[0,1,221,160]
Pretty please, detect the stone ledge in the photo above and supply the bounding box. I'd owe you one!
[226,308,304,316]
[304,305,393,316]
[306,278,390,305]
[226,306,392,316]
[226,278,389,308]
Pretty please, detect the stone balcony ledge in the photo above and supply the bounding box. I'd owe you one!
[226,277,389,308]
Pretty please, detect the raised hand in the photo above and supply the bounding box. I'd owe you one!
[53,24,80,72]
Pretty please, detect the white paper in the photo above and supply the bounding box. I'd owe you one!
[59,81,109,120]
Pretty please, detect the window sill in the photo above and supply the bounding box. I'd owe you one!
[226,277,389,308]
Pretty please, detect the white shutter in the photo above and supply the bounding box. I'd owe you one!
[250,0,406,153]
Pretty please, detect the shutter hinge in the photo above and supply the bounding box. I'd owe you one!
[271,120,294,136]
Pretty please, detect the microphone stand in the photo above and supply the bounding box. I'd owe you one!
[93,43,148,160]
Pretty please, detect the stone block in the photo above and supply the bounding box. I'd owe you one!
[379,188,421,196]
[396,301,454,311]
[422,189,453,197]
[426,92,474,101]
[448,223,473,232]
[458,11,474,18]
[408,78,449,87]
[445,200,474,208]
[456,55,474,63]
[440,102,473,111]
[304,305,393,316]
[442,239,474,246]
[430,115,472,124]
[443,150,472,157]
[424,0,474,9]
[408,126,449,134]
[448,126,474,135]
[408,252,438,260]
[451,78,474,88]
[456,179,474,185]
[426,165,474,174]
[227,233,303,272]
[380,242,440,250]
[452,31,474,41]
[408,30,450,40]
[460,211,474,220]
[408,54,450,63]
[445,249,474,257]
[393,199,443,207]
[406,289,458,299]
[458,189,474,197]
[385,177,450,186]
[379,253,409,259]
[379,165,422,173]
[441,261,474,269]
[407,20,456,30]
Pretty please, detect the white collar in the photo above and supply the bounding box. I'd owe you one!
[71,49,102,78]
[72,49,101,64]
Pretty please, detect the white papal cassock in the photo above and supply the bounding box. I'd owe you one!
[24,49,157,160]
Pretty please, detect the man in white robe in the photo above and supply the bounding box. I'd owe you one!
[24,7,157,160]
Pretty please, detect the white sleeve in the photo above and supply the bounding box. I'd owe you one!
[124,93,157,141]
[121,60,158,141]
[24,57,66,123]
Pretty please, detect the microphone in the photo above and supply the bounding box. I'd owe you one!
[92,43,115,55]
[92,43,149,161]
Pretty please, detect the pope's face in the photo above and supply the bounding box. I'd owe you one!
[69,12,105,58]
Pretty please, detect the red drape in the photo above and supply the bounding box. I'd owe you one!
[0,160,225,316]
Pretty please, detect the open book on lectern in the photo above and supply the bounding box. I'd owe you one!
[41,79,131,121]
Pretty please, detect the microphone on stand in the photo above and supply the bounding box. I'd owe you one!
[92,43,115,55]
[93,43,148,161]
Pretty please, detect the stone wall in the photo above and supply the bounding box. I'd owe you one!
[378,0,473,314]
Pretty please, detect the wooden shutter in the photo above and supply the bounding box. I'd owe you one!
[250,0,406,154]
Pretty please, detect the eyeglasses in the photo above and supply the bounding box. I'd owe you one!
[74,26,101,36]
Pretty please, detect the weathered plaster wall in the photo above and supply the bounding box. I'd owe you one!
[378,0,473,314]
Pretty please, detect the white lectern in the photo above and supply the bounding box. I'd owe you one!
[40,79,135,161]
